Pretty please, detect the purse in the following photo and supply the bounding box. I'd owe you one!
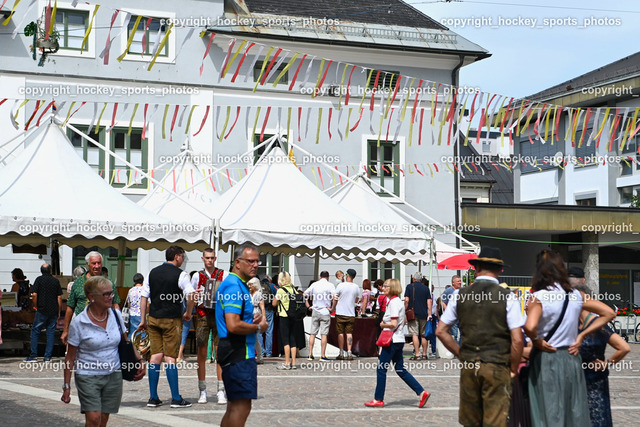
[376,319,403,347]
[112,308,143,381]
[405,283,416,321]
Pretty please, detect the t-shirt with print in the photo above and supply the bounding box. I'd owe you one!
[68,307,126,375]
[215,273,255,366]
[125,286,144,317]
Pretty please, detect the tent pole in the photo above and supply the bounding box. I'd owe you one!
[117,239,126,288]
[313,249,320,282]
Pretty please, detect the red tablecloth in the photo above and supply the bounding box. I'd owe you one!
[327,316,379,357]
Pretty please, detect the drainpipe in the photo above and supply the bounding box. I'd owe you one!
[452,54,465,249]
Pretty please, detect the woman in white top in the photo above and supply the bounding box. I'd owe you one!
[248,277,265,364]
[365,279,430,408]
[524,250,615,427]
[62,276,144,426]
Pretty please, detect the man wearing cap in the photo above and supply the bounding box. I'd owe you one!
[331,268,361,360]
[304,271,337,361]
[436,247,524,427]
[568,266,586,289]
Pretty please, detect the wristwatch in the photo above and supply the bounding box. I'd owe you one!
[256,324,262,334]
[62,383,71,391]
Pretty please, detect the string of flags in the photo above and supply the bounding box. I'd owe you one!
[92,151,640,195]
[1,1,640,152]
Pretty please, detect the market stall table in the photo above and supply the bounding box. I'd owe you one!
[327,316,379,357]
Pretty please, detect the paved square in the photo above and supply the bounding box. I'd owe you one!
[1,344,639,426]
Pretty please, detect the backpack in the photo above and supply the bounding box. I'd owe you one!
[261,282,275,311]
[281,286,307,320]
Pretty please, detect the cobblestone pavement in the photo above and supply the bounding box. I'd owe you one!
[1,344,640,426]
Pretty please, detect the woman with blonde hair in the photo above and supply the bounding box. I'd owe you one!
[272,271,302,369]
[62,276,145,426]
[365,278,430,408]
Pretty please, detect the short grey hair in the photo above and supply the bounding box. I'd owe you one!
[234,243,259,260]
[85,251,103,265]
[72,266,86,279]
[413,271,423,281]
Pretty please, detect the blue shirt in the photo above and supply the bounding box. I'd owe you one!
[442,286,456,306]
[215,272,255,361]
[404,281,432,319]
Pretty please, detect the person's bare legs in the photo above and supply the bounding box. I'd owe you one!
[221,398,251,427]
[308,334,316,358]
[412,335,420,356]
[338,334,345,355]
[320,334,328,358]
[283,344,291,366]
[291,347,297,366]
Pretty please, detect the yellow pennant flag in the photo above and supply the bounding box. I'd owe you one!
[2,0,22,26]
[288,146,297,166]
[118,15,143,62]
[148,24,173,71]
[80,5,100,54]
[49,0,57,37]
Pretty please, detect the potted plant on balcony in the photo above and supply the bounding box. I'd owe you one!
[24,20,59,66]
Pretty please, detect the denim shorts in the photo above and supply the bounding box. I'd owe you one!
[221,358,258,401]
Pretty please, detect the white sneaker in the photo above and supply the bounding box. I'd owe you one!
[198,390,207,404]
[217,390,227,405]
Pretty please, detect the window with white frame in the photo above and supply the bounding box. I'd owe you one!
[54,9,88,50]
[368,140,400,196]
[368,261,400,282]
[67,126,148,189]
[126,15,169,57]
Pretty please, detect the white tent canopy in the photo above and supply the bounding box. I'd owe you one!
[210,148,430,260]
[328,175,471,264]
[138,150,220,228]
[0,124,208,249]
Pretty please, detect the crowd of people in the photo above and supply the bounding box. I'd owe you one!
[5,242,632,427]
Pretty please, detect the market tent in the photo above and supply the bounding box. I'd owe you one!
[138,150,220,229]
[210,148,430,260]
[327,175,473,264]
[0,123,208,250]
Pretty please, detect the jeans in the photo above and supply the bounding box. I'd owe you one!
[429,317,438,354]
[181,318,192,346]
[262,309,274,356]
[375,342,424,401]
[30,311,57,358]
[450,321,460,345]
[128,315,141,341]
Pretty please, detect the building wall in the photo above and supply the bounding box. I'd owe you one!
[1,0,474,285]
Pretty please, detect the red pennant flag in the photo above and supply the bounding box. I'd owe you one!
[193,105,210,136]
[260,106,271,142]
[200,32,216,76]
[224,106,242,139]
[231,42,255,83]
[288,53,308,91]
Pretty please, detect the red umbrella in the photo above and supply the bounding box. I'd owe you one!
[437,253,478,270]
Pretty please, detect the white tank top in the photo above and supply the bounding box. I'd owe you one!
[533,283,583,348]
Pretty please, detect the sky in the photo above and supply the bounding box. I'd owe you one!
[413,0,640,99]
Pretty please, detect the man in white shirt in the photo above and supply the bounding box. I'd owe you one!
[331,269,361,360]
[303,271,336,362]
[436,247,524,427]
